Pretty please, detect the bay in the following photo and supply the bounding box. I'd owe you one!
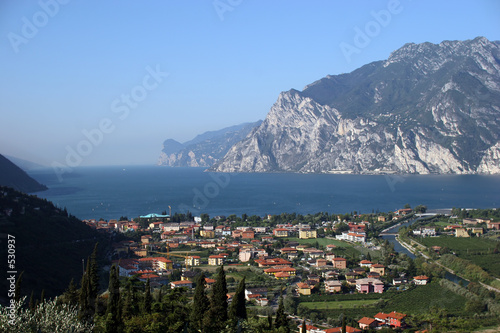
[28,166,500,221]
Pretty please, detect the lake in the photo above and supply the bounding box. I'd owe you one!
[29,166,500,221]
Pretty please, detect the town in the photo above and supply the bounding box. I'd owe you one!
[80,207,500,332]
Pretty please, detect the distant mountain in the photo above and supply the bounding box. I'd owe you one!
[158,121,262,167]
[5,155,45,171]
[0,186,109,303]
[211,37,500,174]
[0,154,47,192]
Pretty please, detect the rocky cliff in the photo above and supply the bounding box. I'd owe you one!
[211,37,500,174]
[158,121,261,167]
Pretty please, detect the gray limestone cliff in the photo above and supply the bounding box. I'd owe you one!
[211,37,500,174]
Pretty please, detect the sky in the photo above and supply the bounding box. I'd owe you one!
[1,0,499,167]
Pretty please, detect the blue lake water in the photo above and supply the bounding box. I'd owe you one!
[28,166,500,221]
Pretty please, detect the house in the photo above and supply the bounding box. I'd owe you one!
[297,324,320,333]
[155,257,173,270]
[348,223,366,232]
[378,216,386,222]
[273,228,289,237]
[299,229,317,239]
[413,227,436,237]
[296,282,314,295]
[336,231,366,243]
[356,278,384,293]
[170,280,193,289]
[200,229,215,238]
[374,312,390,324]
[469,227,484,235]
[413,275,430,285]
[358,317,378,330]
[455,228,469,237]
[322,326,362,333]
[241,229,255,239]
[332,257,347,269]
[185,255,200,267]
[325,280,342,293]
[392,277,408,285]
[359,260,372,268]
[208,255,225,266]
[387,311,407,328]
[255,257,292,268]
[204,278,216,288]
[487,221,500,230]
[370,264,385,276]
[245,287,268,301]
[395,208,412,215]
[316,258,328,267]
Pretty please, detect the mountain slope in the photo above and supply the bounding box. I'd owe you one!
[158,121,262,167]
[0,186,109,303]
[211,37,500,174]
[0,154,48,192]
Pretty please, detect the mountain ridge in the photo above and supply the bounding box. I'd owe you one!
[210,37,500,174]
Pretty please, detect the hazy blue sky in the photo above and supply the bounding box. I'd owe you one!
[1,0,499,167]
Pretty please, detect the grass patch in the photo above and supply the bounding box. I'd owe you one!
[300,299,380,309]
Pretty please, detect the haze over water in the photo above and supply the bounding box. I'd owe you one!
[29,166,500,221]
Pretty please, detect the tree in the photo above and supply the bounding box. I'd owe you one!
[229,277,247,322]
[274,296,289,331]
[205,265,228,332]
[301,318,307,333]
[105,265,122,333]
[143,278,152,314]
[191,273,210,332]
[89,244,99,304]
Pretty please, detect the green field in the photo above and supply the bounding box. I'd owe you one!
[418,236,497,254]
[300,299,380,310]
[417,236,500,276]
[383,282,467,315]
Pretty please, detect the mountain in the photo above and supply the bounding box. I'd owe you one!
[158,121,262,167]
[211,37,500,174]
[0,154,48,192]
[5,155,45,171]
[0,186,109,303]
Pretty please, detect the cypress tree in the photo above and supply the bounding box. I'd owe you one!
[301,318,307,333]
[89,243,99,303]
[228,277,247,321]
[143,278,152,314]
[105,265,122,333]
[205,265,228,331]
[274,296,289,331]
[341,314,346,333]
[191,273,209,332]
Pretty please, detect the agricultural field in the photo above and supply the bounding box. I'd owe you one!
[417,236,500,276]
[418,236,498,254]
[383,282,467,315]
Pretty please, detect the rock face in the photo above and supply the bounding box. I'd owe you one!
[211,37,500,174]
[158,121,262,167]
